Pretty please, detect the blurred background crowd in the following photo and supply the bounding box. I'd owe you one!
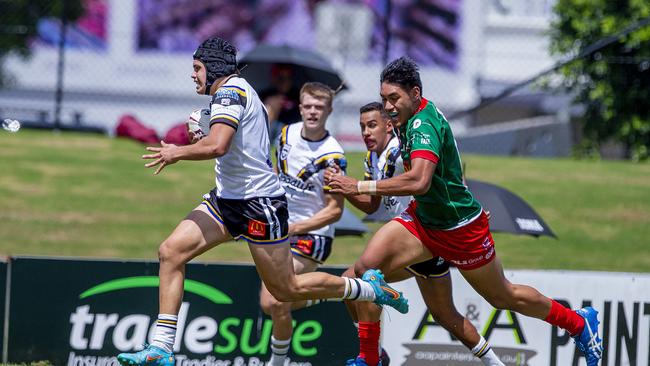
[1,0,648,159]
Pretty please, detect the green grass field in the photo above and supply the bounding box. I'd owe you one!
[0,130,649,272]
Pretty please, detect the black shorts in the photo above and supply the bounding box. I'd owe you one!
[405,256,450,278]
[290,234,333,264]
[202,190,289,244]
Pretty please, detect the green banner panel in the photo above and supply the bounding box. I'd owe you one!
[7,257,357,365]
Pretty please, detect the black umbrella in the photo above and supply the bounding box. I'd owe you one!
[239,44,346,91]
[466,179,556,238]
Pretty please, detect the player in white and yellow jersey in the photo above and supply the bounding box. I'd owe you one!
[117,37,407,366]
[259,82,346,366]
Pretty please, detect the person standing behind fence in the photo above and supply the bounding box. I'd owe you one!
[259,64,302,140]
[327,57,603,366]
[115,36,408,366]
[259,82,346,366]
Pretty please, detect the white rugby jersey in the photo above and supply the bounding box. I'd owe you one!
[363,136,412,222]
[276,122,346,238]
[210,76,284,199]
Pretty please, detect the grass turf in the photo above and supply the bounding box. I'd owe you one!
[0,129,648,272]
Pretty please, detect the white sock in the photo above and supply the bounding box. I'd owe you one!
[151,314,177,353]
[340,277,376,301]
[268,336,291,366]
[472,335,504,366]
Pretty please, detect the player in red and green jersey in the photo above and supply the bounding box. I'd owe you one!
[327,57,603,366]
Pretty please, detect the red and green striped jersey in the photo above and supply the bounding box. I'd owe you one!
[395,98,482,229]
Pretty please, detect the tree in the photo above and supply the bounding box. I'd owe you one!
[548,0,650,160]
[0,0,83,85]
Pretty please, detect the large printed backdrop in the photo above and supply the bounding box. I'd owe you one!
[384,269,650,366]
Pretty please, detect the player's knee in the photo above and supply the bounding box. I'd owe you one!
[158,239,183,266]
[259,295,279,316]
[265,282,301,302]
[158,241,173,263]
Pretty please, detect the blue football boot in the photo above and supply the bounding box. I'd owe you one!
[345,357,382,366]
[117,344,175,366]
[362,269,408,314]
[573,307,603,366]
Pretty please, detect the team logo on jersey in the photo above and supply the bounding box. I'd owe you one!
[383,196,399,210]
[280,144,292,161]
[247,219,266,237]
[413,119,422,129]
[297,154,346,182]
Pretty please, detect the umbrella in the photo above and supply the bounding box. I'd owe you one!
[239,44,346,91]
[333,207,369,236]
[466,179,556,238]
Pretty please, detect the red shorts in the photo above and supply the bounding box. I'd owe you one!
[393,201,495,270]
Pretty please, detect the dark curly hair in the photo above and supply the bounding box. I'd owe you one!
[359,101,389,120]
[380,56,423,94]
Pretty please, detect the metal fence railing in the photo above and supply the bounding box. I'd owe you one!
[1,0,560,151]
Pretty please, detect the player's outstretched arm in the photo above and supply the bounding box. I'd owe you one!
[142,124,236,174]
[324,166,381,214]
[328,158,435,196]
[289,193,344,235]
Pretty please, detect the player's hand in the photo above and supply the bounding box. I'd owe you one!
[323,164,342,185]
[187,128,203,144]
[287,223,298,236]
[142,140,180,175]
[327,174,359,195]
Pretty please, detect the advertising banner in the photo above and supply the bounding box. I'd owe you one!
[7,257,357,365]
[0,259,6,359]
[384,269,650,366]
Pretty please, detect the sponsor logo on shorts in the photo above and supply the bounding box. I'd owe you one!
[481,236,493,249]
[399,211,414,222]
[247,219,266,237]
[485,246,494,260]
[450,247,494,268]
[295,239,314,255]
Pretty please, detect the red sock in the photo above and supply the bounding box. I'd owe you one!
[544,300,585,336]
[358,321,380,366]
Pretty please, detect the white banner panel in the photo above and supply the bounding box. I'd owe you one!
[383,269,650,366]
